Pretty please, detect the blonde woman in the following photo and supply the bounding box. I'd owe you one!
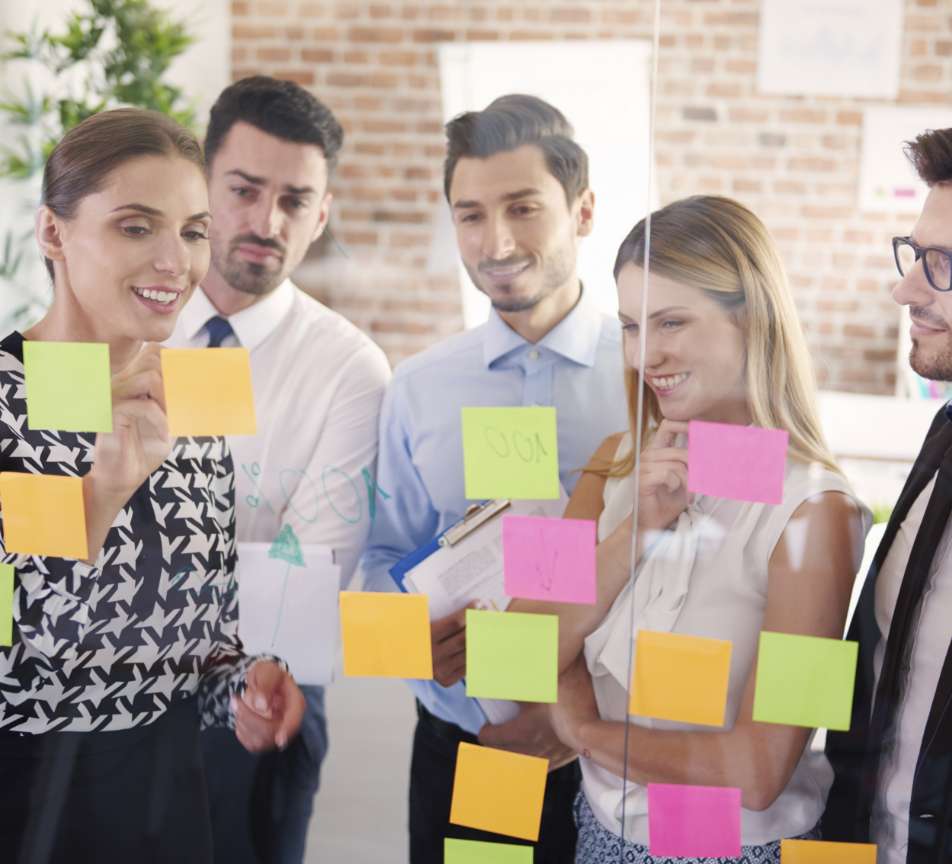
[540,196,869,862]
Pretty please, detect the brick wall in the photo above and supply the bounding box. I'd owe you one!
[230,0,952,394]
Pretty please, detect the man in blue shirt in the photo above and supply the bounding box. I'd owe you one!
[359,94,628,862]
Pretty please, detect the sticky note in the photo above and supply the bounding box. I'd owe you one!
[465,609,557,703]
[0,473,88,559]
[502,515,596,604]
[450,742,547,841]
[339,591,433,679]
[0,564,13,646]
[461,407,559,500]
[23,341,112,433]
[688,420,788,504]
[647,783,741,858]
[781,839,877,863]
[444,839,532,863]
[753,631,858,731]
[631,630,732,727]
[160,348,256,436]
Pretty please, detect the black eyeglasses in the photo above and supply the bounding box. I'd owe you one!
[892,236,952,292]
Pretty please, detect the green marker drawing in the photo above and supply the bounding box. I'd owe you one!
[268,524,305,646]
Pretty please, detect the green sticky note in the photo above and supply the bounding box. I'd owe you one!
[461,406,559,500]
[466,609,558,703]
[752,631,858,731]
[23,341,112,433]
[445,838,533,863]
[0,564,13,647]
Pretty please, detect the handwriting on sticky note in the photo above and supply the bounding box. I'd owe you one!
[450,742,548,841]
[23,341,113,434]
[688,420,788,504]
[339,591,433,679]
[461,407,559,500]
[160,348,256,436]
[648,783,741,858]
[465,609,558,703]
[780,839,877,863]
[631,630,732,727]
[0,564,13,647]
[502,515,596,604]
[444,838,532,863]
[753,631,858,731]
[0,473,88,559]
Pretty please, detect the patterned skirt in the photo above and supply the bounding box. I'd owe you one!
[574,791,820,864]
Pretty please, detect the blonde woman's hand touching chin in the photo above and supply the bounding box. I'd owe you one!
[636,419,690,533]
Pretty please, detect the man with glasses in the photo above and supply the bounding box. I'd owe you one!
[823,127,952,863]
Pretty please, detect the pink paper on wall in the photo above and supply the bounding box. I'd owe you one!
[647,783,741,858]
[502,515,596,605]
[687,420,789,505]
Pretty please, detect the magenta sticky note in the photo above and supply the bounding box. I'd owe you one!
[502,515,597,605]
[648,783,741,858]
[687,420,788,504]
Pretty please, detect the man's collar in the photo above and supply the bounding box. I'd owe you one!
[179,280,295,351]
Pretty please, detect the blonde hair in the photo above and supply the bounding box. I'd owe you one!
[601,195,839,478]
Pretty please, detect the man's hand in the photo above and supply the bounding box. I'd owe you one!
[430,603,474,688]
[478,702,577,771]
[549,655,599,755]
[233,660,306,752]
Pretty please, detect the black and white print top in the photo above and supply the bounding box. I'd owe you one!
[0,331,270,734]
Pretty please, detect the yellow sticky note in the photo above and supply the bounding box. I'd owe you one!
[339,592,433,679]
[0,473,88,559]
[450,743,548,841]
[0,564,13,646]
[781,839,877,863]
[461,406,559,500]
[630,630,732,727]
[160,348,256,436]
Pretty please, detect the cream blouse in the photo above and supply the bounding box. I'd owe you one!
[581,433,870,844]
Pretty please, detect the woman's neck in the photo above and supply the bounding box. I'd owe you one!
[23,302,142,372]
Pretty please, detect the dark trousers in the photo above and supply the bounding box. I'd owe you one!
[201,684,327,864]
[410,701,580,863]
[0,695,212,864]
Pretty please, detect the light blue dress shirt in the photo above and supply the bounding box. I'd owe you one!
[358,296,628,735]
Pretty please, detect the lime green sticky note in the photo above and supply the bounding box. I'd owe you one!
[23,341,112,433]
[752,631,858,731]
[445,838,533,863]
[465,609,558,703]
[0,564,13,646]
[461,407,559,500]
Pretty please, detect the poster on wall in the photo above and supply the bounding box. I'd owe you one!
[859,106,952,214]
[757,0,903,99]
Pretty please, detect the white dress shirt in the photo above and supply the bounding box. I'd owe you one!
[872,473,952,864]
[168,280,391,584]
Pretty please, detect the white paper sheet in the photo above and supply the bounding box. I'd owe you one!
[237,541,340,686]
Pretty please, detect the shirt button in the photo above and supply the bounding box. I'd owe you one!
[528,349,540,360]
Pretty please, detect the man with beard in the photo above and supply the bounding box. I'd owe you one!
[359,94,627,863]
[169,76,390,863]
[823,127,952,862]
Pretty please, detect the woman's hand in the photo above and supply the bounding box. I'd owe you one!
[234,661,306,752]
[636,419,690,532]
[550,654,599,754]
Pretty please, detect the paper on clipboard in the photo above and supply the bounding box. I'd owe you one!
[403,493,567,724]
[237,541,340,685]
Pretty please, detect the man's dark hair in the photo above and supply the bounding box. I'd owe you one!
[204,75,344,173]
[905,127,952,186]
[443,93,589,204]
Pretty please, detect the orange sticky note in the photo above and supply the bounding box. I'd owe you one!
[781,839,877,863]
[160,348,256,436]
[339,591,433,679]
[450,742,548,842]
[0,473,88,559]
[631,630,732,727]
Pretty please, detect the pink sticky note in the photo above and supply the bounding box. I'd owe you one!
[647,783,741,858]
[502,515,596,605]
[687,420,788,504]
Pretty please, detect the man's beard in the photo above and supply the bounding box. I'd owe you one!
[210,235,285,296]
[467,247,574,314]
[910,337,952,382]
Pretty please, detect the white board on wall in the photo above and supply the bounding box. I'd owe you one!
[437,40,655,328]
[757,0,903,99]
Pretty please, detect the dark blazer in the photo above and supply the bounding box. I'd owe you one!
[823,406,952,862]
